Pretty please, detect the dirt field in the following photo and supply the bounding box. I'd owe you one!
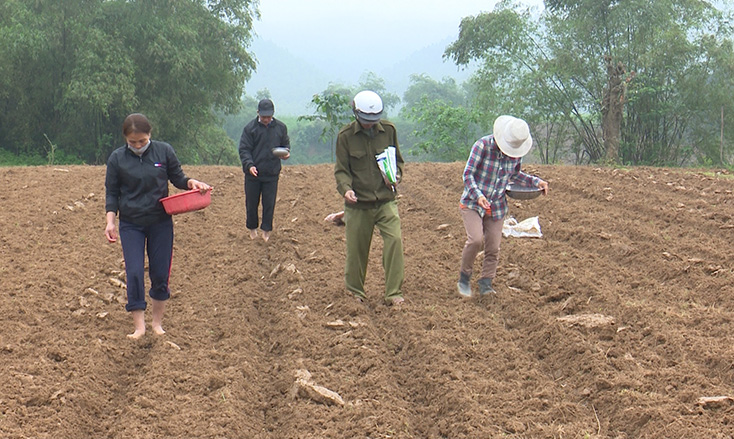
[2,162,734,438]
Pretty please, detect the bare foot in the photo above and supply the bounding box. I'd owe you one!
[262,231,270,242]
[324,211,345,225]
[249,229,258,240]
[127,329,145,339]
[128,310,145,339]
[151,299,166,335]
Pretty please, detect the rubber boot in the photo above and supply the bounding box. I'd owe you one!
[457,272,472,297]
[478,277,496,296]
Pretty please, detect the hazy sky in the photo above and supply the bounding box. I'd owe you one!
[254,0,543,77]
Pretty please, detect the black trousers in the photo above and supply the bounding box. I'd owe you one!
[119,218,173,312]
[244,176,279,231]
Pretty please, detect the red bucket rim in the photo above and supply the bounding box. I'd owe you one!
[160,188,212,202]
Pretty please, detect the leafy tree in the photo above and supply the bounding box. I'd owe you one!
[256,89,272,101]
[685,35,734,165]
[297,74,402,163]
[444,2,575,164]
[285,118,333,165]
[399,73,481,161]
[357,72,400,117]
[402,74,467,110]
[106,0,257,163]
[0,0,258,164]
[220,95,259,141]
[404,96,482,162]
[298,84,353,162]
[445,0,734,166]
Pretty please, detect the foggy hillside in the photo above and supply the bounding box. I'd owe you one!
[245,37,474,116]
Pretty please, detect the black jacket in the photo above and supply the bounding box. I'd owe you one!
[238,117,290,180]
[105,140,190,226]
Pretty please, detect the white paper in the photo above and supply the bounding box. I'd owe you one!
[375,146,398,189]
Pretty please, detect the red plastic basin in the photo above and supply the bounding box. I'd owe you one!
[160,188,212,215]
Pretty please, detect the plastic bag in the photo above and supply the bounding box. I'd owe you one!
[502,216,542,238]
[375,146,398,191]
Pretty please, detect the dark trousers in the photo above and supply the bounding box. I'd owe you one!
[119,218,174,312]
[244,176,279,231]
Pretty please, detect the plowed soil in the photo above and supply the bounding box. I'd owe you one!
[2,163,734,439]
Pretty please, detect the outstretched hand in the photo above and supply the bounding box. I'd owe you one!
[188,179,212,193]
[538,179,549,195]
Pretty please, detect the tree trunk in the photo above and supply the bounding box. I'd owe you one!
[602,55,626,164]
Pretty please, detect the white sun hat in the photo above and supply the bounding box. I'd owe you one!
[493,115,533,158]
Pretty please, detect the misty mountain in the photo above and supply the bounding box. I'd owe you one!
[245,37,475,116]
[244,39,332,117]
[379,37,473,103]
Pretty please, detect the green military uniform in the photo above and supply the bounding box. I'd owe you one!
[334,119,405,302]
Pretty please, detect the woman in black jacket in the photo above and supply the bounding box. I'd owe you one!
[105,113,210,339]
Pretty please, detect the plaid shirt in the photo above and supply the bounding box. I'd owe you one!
[460,135,539,220]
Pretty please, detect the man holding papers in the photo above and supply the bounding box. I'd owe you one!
[334,90,406,307]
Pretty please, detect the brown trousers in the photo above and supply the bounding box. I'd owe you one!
[459,207,504,280]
